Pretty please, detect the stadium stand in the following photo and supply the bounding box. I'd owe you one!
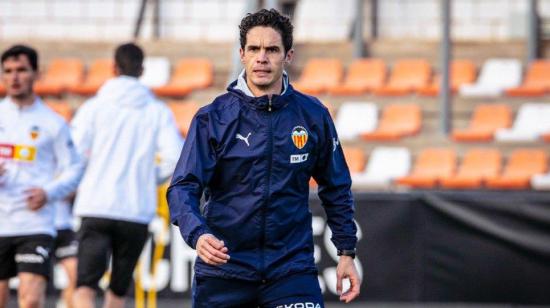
[396,148,457,188]
[292,58,343,95]
[440,148,502,189]
[417,59,476,96]
[45,100,73,122]
[373,59,431,96]
[327,58,386,95]
[459,58,522,97]
[334,102,378,141]
[342,146,366,174]
[69,59,114,96]
[166,100,200,137]
[451,104,512,142]
[34,58,84,96]
[494,103,550,142]
[153,58,214,97]
[505,60,550,97]
[353,147,411,189]
[486,148,547,189]
[140,57,171,88]
[361,103,421,141]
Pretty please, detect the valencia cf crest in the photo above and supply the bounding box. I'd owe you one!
[30,126,40,141]
[291,126,308,149]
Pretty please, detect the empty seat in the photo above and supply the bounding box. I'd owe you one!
[505,60,550,97]
[396,148,457,188]
[452,104,512,142]
[373,59,431,96]
[353,147,411,189]
[44,100,73,122]
[542,132,550,142]
[460,58,522,97]
[70,59,114,96]
[34,58,84,96]
[154,58,213,97]
[486,149,547,189]
[440,148,502,189]
[0,83,6,96]
[418,59,476,96]
[361,103,422,141]
[166,100,201,137]
[335,102,377,141]
[342,146,366,174]
[495,103,550,142]
[328,58,386,95]
[140,57,171,88]
[292,58,344,95]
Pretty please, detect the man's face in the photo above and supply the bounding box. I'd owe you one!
[1,55,37,100]
[240,26,293,94]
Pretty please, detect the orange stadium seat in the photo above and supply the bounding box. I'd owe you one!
[343,146,366,174]
[166,100,201,137]
[154,58,213,97]
[0,84,5,96]
[361,103,422,141]
[505,60,550,97]
[69,59,114,96]
[396,148,457,188]
[542,132,550,142]
[440,148,502,189]
[486,149,547,189]
[373,59,431,96]
[328,58,386,95]
[34,58,84,96]
[292,58,343,95]
[451,104,512,142]
[418,59,476,96]
[44,100,73,122]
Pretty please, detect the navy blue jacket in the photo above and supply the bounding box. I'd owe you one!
[167,79,357,282]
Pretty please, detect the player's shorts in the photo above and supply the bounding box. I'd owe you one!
[192,273,324,308]
[0,234,54,280]
[76,217,148,297]
[54,228,78,261]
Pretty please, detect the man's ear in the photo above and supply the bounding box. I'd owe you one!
[239,48,245,64]
[285,49,294,64]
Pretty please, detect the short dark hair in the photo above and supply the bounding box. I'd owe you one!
[1,44,39,71]
[239,8,294,53]
[114,42,144,77]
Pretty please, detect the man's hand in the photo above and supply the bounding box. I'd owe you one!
[196,234,230,266]
[336,256,361,303]
[24,188,48,211]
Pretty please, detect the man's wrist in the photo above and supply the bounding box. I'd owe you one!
[337,249,356,259]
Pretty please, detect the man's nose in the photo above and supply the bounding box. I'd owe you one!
[256,50,268,63]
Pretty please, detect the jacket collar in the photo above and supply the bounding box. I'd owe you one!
[227,70,294,111]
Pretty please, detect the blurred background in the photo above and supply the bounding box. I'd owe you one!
[2,0,550,307]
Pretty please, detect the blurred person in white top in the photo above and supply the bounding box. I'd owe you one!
[0,45,84,308]
[71,43,182,308]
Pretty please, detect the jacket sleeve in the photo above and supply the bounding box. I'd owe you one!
[167,112,216,249]
[311,107,358,251]
[43,124,84,201]
[70,99,95,163]
[155,105,184,184]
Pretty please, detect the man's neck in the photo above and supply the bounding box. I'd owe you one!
[10,94,36,108]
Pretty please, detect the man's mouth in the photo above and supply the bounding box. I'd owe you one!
[253,69,271,75]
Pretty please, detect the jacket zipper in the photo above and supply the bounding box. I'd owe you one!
[260,97,273,283]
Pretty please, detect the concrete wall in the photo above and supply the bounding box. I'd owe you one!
[0,0,548,42]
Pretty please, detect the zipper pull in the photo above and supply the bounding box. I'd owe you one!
[268,97,272,112]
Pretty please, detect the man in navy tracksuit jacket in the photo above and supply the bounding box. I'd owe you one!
[168,9,361,307]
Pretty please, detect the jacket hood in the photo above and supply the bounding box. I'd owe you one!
[96,75,153,108]
[227,69,294,111]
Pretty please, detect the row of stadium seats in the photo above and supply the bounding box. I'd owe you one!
[0,57,213,97]
[293,58,550,97]
[340,146,550,190]
[335,102,550,142]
